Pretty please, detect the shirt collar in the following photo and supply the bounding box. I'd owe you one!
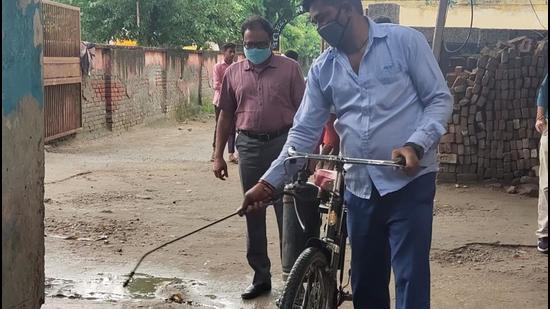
[245,53,277,71]
[367,16,389,39]
[328,16,388,59]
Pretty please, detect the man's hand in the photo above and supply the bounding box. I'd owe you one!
[213,157,229,180]
[536,118,547,134]
[238,182,274,216]
[392,146,421,176]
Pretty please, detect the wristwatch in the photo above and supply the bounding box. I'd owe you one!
[404,142,425,160]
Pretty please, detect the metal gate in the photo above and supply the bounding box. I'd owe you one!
[42,0,82,142]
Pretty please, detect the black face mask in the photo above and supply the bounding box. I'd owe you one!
[317,7,351,49]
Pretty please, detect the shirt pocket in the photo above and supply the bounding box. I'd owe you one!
[267,76,290,101]
[376,62,402,85]
[235,82,260,112]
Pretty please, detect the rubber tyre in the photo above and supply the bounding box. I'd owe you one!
[279,247,336,309]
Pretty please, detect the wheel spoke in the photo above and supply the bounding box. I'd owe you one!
[282,248,333,309]
[293,263,329,309]
[301,268,314,307]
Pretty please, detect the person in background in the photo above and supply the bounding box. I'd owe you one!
[316,112,340,170]
[212,16,306,300]
[374,16,393,23]
[212,43,238,164]
[239,0,453,308]
[535,74,548,254]
[284,50,299,62]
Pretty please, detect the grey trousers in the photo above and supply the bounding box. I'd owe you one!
[236,132,285,286]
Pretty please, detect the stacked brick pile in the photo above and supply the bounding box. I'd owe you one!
[439,37,548,184]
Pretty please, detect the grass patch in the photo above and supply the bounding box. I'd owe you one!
[173,93,215,122]
[174,102,200,122]
[200,101,215,114]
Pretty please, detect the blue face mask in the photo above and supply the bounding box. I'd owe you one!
[244,47,272,65]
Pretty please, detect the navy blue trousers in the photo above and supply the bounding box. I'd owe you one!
[345,173,436,309]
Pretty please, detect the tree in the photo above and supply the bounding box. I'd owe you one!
[262,0,304,32]
[57,0,310,50]
[59,0,244,48]
[281,15,321,71]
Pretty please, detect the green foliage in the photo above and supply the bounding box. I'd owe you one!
[58,0,246,47]
[281,15,321,72]
[57,0,317,59]
[174,92,201,121]
[200,101,216,114]
[262,0,303,30]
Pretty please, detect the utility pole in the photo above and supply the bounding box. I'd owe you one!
[432,0,449,63]
[136,0,141,28]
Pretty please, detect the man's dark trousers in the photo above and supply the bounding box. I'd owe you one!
[346,173,436,309]
[236,132,286,286]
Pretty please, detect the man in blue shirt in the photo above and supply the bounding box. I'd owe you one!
[535,74,548,254]
[239,0,452,308]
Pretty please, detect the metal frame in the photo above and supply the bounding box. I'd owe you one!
[42,0,82,142]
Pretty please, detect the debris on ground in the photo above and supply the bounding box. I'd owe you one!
[168,293,185,303]
[135,195,153,200]
[46,171,93,185]
[517,184,539,197]
[507,184,539,197]
[432,242,536,266]
[167,293,196,305]
[507,186,518,194]
[484,182,503,189]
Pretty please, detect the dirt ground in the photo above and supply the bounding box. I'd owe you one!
[43,118,548,309]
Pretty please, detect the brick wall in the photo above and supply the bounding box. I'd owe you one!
[81,46,224,135]
[81,75,107,134]
[413,27,548,72]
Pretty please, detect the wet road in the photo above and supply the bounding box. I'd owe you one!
[43,119,547,309]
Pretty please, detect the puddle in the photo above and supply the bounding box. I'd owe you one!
[45,272,279,308]
[45,273,184,302]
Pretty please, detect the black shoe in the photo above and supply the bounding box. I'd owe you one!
[538,237,548,254]
[241,283,271,300]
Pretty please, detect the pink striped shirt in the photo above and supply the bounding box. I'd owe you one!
[213,61,231,106]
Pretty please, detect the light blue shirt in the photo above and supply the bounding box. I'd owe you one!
[262,19,453,199]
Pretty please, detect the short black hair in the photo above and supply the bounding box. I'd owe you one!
[241,16,274,39]
[284,50,299,61]
[222,43,236,51]
[302,0,363,13]
[374,16,393,24]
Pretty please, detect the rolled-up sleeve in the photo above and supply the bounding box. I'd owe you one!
[406,30,453,151]
[262,66,331,188]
